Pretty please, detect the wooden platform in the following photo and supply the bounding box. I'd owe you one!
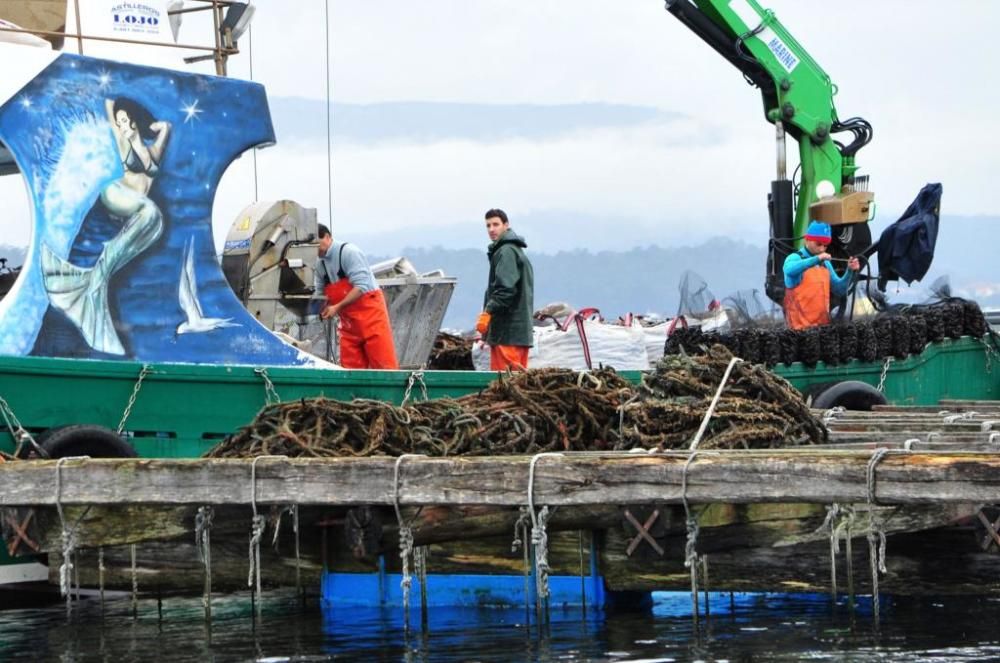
[3,450,1000,507]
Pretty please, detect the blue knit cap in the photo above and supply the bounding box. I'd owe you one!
[804,220,832,244]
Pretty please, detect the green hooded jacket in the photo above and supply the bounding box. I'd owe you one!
[483,228,534,347]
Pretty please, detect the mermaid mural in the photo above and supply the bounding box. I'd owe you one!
[40,98,170,355]
[0,45,317,365]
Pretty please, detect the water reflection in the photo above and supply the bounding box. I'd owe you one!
[1,591,999,661]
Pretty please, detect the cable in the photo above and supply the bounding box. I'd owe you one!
[325,0,333,227]
[249,24,259,203]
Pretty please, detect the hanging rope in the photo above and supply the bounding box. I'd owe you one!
[680,451,703,627]
[248,456,285,617]
[528,452,562,620]
[268,503,303,600]
[54,456,91,612]
[195,505,214,620]
[393,454,426,628]
[866,447,891,627]
[130,543,138,618]
[817,503,856,602]
[414,542,428,627]
[510,506,532,612]
[98,546,106,612]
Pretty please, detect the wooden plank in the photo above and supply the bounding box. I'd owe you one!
[4,452,1000,507]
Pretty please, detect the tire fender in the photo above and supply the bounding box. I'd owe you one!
[32,424,137,459]
[811,380,888,411]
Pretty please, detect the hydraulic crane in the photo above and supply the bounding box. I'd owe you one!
[665,0,875,304]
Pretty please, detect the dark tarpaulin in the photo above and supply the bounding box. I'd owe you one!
[877,183,943,286]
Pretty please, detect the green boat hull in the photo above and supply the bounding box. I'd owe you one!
[0,337,996,459]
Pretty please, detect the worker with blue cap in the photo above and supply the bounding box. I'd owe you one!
[782,221,860,330]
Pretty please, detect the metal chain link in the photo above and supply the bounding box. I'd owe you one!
[876,356,894,393]
[254,367,282,406]
[117,364,151,434]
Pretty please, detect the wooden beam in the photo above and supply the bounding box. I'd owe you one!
[4,452,1000,507]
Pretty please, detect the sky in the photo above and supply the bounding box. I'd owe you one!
[2,0,999,255]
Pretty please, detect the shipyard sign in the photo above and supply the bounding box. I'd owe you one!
[111,3,163,36]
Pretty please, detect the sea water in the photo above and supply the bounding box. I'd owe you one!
[2,590,1000,661]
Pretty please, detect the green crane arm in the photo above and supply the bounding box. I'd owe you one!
[664,0,873,302]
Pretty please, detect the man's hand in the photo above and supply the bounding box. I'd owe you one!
[476,311,491,335]
[847,256,861,271]
[320,304,340,320]
[817,252,832,262]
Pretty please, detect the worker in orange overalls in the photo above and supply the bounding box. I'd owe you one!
[314,224,398,369]
[783,221,861,330]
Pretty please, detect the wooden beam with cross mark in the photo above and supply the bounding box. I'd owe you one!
[624,507,665,557]
[4,509,39,556]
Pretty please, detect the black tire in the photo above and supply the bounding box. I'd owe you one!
[33,424,137,459]
[811,380,887,411]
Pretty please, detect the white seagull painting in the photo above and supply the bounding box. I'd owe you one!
[176,236,239,334]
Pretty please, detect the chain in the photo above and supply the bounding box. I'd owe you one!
[0,395,43,458]
[254,367,282,406]
[401,369,428,405]
[876,356,894,393]
[117,364,151,434]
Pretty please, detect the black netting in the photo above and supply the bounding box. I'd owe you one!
[676,270,718,320]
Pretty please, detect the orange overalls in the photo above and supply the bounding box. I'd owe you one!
[784,263,831,330]
[324,278,399,369]
[490,345,529,371]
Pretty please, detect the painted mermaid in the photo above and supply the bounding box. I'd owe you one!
[41,98,170,355]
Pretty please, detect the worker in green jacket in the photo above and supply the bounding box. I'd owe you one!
[476,208,535,370]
